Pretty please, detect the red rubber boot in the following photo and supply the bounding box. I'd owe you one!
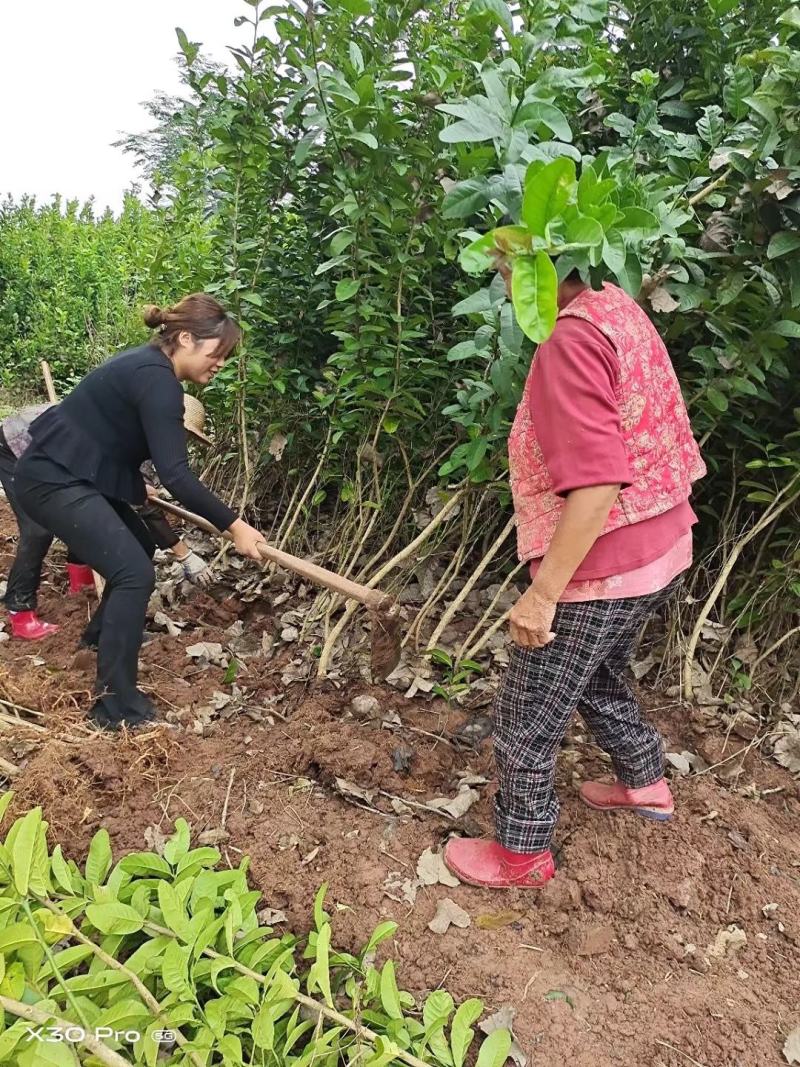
[9,611,59,641]
[580,777,674,821]
[67,564,95,595]
[444,838,555,889]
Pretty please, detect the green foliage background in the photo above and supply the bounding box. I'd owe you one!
[1,0,799,692]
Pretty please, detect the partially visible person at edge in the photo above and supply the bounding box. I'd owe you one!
[0,395,216,641]
[444,268,706,889]
[14,294,266,731]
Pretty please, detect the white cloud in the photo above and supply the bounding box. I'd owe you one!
[0,0,248,213]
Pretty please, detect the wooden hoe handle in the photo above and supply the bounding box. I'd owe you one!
[151,497,389,611]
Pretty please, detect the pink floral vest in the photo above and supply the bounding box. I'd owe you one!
[508,284,706,562]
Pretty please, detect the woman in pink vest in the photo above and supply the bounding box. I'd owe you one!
[445,270,705,889]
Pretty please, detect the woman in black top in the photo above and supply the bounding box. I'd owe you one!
[14,293,265,730]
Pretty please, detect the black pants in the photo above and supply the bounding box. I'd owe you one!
[15,452,157,722]
[0,438,82,612]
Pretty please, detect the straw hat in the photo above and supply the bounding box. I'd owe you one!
[183,394,212,446]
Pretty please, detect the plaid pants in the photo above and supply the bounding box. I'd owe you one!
[494,578,680,853]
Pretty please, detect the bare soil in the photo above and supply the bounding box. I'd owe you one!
[0,501,798,1067]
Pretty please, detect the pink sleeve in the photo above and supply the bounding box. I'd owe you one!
[530,315,633,497]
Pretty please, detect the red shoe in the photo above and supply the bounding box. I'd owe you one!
[444,838,554,889]
[67,563,95,595]
[9,610,59,641]
[580,777,674,821]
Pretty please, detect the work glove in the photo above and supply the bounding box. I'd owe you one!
[181,551,213,587]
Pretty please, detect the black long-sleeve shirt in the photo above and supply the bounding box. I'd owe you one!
[27,345,236,532]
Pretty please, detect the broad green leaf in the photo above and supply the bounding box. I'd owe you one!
[293,130,318,165]
[772,320,800,337]
[779,5,800,30]
[157,881,191,940]
[452,289,494,316]
[744,95,778,126]
[351,131,378,150]
[521,158,577,236]
[163,818,191,866]
[50,845,75,893]
[16,1039,79,1066]
[336,0,371,14]
[516,101,573,142]
[28,824,51,897]
[602,231,627,273]
[11,808,42,895]
[451,998,483,1067]
[571,0,608,23]
[468,0,514,36]
[564,213,604,247]
[379,960,403,1020]
[31,908,72,945]
[315,254,349,276]
[335,278,361,301]
[614,252,643,297]
[697,105,725,145]
[120,852,172,878]
[0,959,25,998]
[718,271,747,306]
[493,225,531,255]
[329,230,355,256]
[227,975,260,1005]
[85,901,145,936]
[524,140,581,165]
[162,938,191,993]
[442,178,494,220]
[577,168,616,211]
[362,921,398,958]
[0,922,39,954]
[767,232,800,259]
[476,1029,513,1067]
[253,1000,276,1050]
[459,233,497,275]
[37,944,94,983]
[307,921,333,1007]
[465,437,489,472]
[176,847,221,875]
[616,207,659,239]
[447,341,478,361]
[723,66,755,121]
[510,252,559,343]
[604,112,635,137]
[0,791,13,825]
[349,42,364,72]
[96,997,151,1032]
[85,827,112,886]
[437,101,505,144]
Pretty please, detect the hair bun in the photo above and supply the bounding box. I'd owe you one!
[143,304,166,329]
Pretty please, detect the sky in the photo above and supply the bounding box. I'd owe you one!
[0,1,249,213]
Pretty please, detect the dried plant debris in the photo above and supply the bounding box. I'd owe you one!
[428,897,470,934]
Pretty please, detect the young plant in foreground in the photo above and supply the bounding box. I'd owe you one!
[0,794,510,1067]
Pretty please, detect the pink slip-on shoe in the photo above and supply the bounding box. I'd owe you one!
[444,837,555,889]
[580,777,674,821]
[9,610,59,641]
